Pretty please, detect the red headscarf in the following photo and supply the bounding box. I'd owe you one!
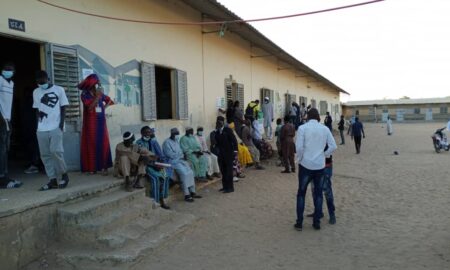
[78,74,99,91]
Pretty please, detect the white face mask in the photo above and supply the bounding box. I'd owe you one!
[143,136,151,141]
[175,135,181,141]
[197,131,203,136]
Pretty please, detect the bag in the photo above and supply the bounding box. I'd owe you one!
[245,104,255,117]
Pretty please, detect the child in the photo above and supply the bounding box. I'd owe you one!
[274,118,283,166]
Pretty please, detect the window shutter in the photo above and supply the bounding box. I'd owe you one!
[141,62,157,121]
[47,44,80,123]
[175,69,189,120]
[225,79,232,102]
[236,83,244,110]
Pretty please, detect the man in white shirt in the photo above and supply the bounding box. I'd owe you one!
[294,108,337,231]
[0,62,22,189]
[33,71,70,191]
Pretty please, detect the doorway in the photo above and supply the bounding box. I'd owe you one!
[0,35,42,171]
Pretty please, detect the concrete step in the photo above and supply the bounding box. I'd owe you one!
[57,199,153,247]
[55,209,196,269]
[57,188,146,225]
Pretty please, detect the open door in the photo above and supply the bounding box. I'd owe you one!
[46,44,81,170]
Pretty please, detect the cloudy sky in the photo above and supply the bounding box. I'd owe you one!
[218,0,450,101]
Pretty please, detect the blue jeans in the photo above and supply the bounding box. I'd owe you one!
[311,166,335,218]
[296,164,324,226]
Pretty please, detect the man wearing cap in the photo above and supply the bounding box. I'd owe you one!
[261,96,274,140]
[195,127,221,178]
[180,127,209,181]
[114,131,153,192]
[163,128,201,202]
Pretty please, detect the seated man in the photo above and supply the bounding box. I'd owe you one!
[114,131,155,192]
[195,126,221,179]
[180,127,209,181]
[163,128,202,202]
[136,126,170,210]
[242,119,264,170]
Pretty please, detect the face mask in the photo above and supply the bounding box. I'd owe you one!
[38,83,49,90]
[143,136,151,141]
[2,71,13,79]
[197,131,203,136]
[175,135,181,141]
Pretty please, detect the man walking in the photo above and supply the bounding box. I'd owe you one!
[261,97,274,140]
[294,108,337,231]
[280,115,295,173]
[215,116,238,193]
[351,117,365,154]
[338,115,345,145]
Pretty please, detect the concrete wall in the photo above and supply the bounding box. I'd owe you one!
[0,0,341,155]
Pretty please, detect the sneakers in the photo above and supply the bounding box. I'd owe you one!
[24,165,39,174]
[294,223,303,231]
[312,223,321,230]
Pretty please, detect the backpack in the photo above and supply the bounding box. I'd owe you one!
[245,104,256,117]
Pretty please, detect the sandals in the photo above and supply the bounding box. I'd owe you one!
[59,174,69,189]
[4,179,23,189]
[39,179,58,191]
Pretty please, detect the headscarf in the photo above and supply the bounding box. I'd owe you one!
[78,74,99,91]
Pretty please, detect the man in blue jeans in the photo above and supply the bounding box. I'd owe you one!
[295,108,336,231]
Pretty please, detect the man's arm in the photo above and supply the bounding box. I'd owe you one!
[324,129,337,156]
[295,127,305,161]
[361,123,365,138]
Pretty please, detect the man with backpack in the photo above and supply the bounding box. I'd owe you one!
[245,100,260,121]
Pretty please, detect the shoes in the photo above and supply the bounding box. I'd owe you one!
[306,212,324,218]
[24,165,39,174]
[294,223,303,231]
[329,215,336,225]
[206,174,214,180]
[39,179,58,191]
[219,188,225,192]
[255,165,265,170]
[233,176,239,182]
[223,189,234,193]
[281,170,290,173]
[312,223,321,230]
[59,173,70,189]
[160,199,171,210]
[184,195,194,202]
[3,179,23,189]
[190,193,202,199]
[212,172,222,178]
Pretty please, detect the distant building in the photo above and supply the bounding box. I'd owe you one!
[343,97,450,122]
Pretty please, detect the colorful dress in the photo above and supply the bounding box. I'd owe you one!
[80,90,113,172]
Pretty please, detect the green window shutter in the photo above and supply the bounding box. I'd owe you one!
[176,69,189,120]
[47,44,80,123]
[141,62,157,121]
[236,83,244,110]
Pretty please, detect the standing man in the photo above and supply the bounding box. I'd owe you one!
[215,116,238,193]
[280,115,295,173]
[294,108,337,231]
[0,62,22,189]
[351,117,365,154]
[289,102,298,127]
[338,115,345,145]
[33,71,70,191]
[261,97,274,140]
[242,119,264,170]
[386,116,393,135]
[163,128,201,202]
[324,112,333,132]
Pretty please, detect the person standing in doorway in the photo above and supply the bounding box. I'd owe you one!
[338,115,345,145]
[33,71,70,191]
[351,117,365,154]
[280,115,295,173]
[324,112,333,132]
[294,108,337,231]
[386,116,393,135]
[78,74,114,175]
[215,116,238,193]
[261,97,274,140]
[0,62,22,189]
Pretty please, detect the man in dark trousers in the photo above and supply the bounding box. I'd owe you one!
[215,116,238,193]
[280,115,296,173]
[324,112,332,132]
[351,117,365,154]
[337,115,345,145]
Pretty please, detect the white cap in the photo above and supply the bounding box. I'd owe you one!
[264,97,269,100]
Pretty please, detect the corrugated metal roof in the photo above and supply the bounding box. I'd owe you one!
[181,0,349,95]
[344,97,450,106]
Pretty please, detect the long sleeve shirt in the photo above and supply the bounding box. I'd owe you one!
[295,119,337,170]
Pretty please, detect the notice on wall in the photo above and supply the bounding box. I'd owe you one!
[82,68,94,79]
[216,97,225,109]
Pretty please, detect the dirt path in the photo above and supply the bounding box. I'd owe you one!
[131,123,450,270]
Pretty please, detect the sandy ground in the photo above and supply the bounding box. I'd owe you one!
[128,122,450,270]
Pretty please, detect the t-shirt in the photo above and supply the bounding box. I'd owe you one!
[0,76,14,120]
[33,85,69,132]
[351,122,364,137]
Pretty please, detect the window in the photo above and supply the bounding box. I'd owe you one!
[414,108,420,114]
[335,104,340,115]
[260,88,274,104]
[225,79,244,110]
[141,62,188,120]
[285,93,296,115]
[440,107,448,114]
[319,101,328,115]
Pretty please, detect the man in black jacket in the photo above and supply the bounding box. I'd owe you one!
[338,115,345,145]
[215,116,238,193]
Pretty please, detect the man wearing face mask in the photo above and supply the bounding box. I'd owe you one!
[180,127,209,181]
[114,131,154,192]
[0,62,22,189]
[136,126,171,209]
[33,70,70,191]
[163,128,201,202]
[195,126,221,179]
